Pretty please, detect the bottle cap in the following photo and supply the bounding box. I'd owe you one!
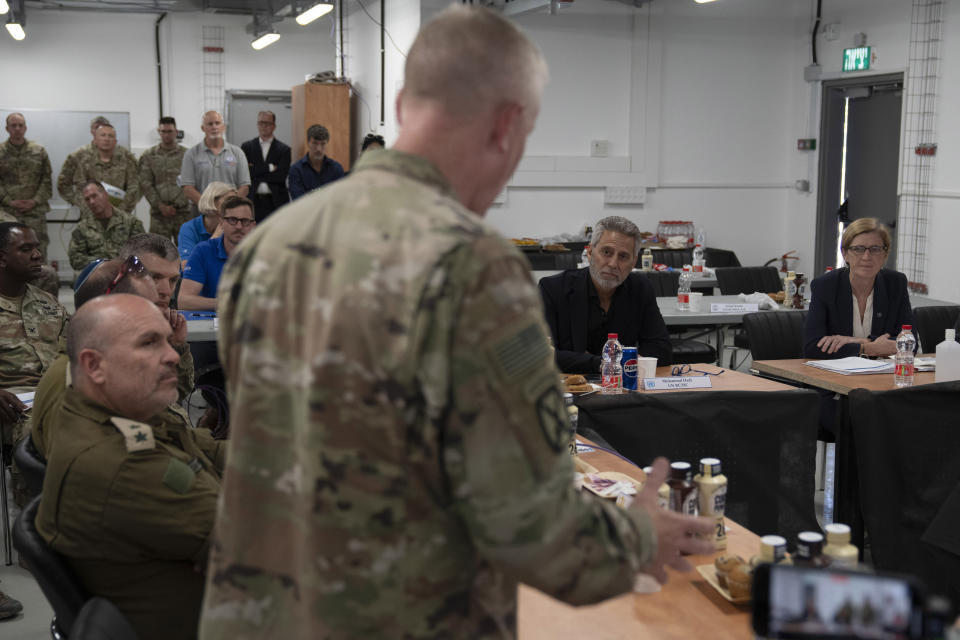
[902,325,912,331]
[682,265,691,272]
[760,535,787,562]
[562,392,574,406]
[699,457,721,476]
[825,523,851,544]
[670,461,691,481]
[796,531,823,558]
[947,329,956,342]
[607,333,618,340]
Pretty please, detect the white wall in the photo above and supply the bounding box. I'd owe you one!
[1,8,337,271]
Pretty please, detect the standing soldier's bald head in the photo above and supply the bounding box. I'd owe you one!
[401,6,548,118]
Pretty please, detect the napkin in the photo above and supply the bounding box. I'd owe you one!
[739,292,779,310]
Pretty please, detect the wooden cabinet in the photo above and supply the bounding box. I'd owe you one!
[291,82,354,171]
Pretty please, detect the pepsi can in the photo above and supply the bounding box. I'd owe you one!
[621,346,638,390]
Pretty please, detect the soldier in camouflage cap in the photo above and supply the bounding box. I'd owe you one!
[35,294,224,640]
[199,7,713,639]
[0,113,52,259]
[68,180,145,271]
[73,124,142,217]
[139,117,191,242]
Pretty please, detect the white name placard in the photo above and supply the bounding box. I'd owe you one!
[642,377,713,390]
[709,303,759,313]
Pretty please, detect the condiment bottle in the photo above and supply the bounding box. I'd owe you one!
[644,466,670,510]
[792,272,806,309]
[694,457,727,550]
[823,523,859,568]
[751,535,792,567]
[641,247,653,271]
[782,271,796,309]
[668,461,698,516]
[793,531,831,568]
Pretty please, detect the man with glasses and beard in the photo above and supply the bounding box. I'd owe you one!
[539,215,671,373]
[179,195,255,311]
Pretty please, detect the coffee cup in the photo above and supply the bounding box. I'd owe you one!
[637,357,658,380]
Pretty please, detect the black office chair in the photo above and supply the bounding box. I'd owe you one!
[645,249,692,269]
[741,311,808,387]
[13,433,46,500]
[12,496,88,637]
[71,598,139,640]
[849,381,960,605]
[715,266,784,367]
[704,247,741,268]
[640,272,717,365]
[912,305,960,353]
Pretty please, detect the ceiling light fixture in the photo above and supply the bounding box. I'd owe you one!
[0,0,9,15]
[694,0,719,3]
[296,1,333,26]
[248,13,281,50]
[6,21,24,40]
[251,30,280,49]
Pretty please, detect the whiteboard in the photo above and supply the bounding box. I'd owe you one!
[1,108,131,208]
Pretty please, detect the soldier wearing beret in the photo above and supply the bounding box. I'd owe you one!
[139,117,191,243]
[200,7,713,640]
[36,294,224,640]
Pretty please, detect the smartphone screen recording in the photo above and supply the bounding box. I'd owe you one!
[753,564,925,639]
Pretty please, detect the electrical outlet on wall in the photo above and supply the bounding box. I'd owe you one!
[590,140,609,157]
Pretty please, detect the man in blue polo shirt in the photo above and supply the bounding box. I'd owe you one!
[288,124,345,200]
[178,195,256,310]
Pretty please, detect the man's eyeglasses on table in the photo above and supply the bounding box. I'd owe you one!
[670,364,724,377]
[105,254,147,294]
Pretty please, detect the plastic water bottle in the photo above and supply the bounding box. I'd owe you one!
[677,266,693,311]
[600,333,623,393]
[695,228,706,248]
[894,325,917,388]
[692,243,705,275]
[935,328,960,383]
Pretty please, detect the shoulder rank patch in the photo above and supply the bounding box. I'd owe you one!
[109,417,157,452]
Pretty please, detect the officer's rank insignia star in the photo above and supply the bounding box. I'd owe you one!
[110,417,156,452]
[135,432,148,443]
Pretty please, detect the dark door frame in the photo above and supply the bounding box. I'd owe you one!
[815,72,904,275]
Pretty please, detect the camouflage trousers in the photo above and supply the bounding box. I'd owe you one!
[4,414,32,509]
[150,208,193,245]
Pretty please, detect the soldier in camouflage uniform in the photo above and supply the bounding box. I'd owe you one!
[0,113,52,259]
[57,115,112,207]
[68,180,145,271]
[199,8,713,639]
[139,117,190,242]
[73,124,141,217]
[35,295,224,640]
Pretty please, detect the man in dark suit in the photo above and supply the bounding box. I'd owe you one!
[240,111,291,223]
[539,216,672,374]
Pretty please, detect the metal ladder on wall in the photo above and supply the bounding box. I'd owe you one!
[898,0,943,294]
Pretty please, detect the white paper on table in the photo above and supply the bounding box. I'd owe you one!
[710,303,759,313]
[804,357,894,375]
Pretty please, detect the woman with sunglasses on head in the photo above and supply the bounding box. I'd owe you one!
[804,217,914,360]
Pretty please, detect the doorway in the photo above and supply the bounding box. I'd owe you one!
[225,90,293,150]
[815,73,903,274]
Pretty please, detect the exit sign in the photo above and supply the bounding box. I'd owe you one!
[843,46,872,72]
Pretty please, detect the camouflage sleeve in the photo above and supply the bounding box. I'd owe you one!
[58,152,80,205]
[175,343,195,404]
[132,215,145,235]
[34,148,53,205]
[120,152,142,213]
[138,152,162,210]
[438,236,656,606]
[68,224,95,271]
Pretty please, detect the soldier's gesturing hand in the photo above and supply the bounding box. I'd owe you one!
[631,457,715,584]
